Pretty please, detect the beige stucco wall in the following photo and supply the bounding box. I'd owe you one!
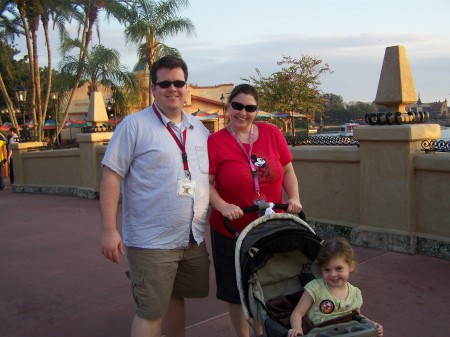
[414,153,450,238]
[291,141,450,241]
[9,123,450,257]
[356,124,441,232]
[10,132,110,198]
[291,146,360,225]
[22,148,82,187]
[189,84,233,106]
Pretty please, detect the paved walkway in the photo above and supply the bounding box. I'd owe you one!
[1,179,449,337]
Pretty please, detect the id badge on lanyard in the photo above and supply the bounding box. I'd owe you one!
[228,125,265,205]
[153,103,196,199]
[177,178,196,198]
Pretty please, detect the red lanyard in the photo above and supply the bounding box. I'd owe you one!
[153,104,190,177]
[227,124,261,196]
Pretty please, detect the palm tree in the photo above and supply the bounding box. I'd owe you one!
[118,0,195,104]
[0,0,23,128]
[11,0,85,140]
[59,44,135,107]
[2,0,134,139]
[22,0,75,140]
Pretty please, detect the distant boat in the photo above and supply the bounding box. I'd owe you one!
[339,123,359,137]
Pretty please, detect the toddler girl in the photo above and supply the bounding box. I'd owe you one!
[288,237,383,337]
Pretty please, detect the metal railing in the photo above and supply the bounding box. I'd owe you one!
[421,139,450,153]
[285,135,359,147]
[25,141,80,152]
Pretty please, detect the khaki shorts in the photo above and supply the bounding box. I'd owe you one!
[126,241,210,320]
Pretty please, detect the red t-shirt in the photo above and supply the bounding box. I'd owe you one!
[208,122,292,237]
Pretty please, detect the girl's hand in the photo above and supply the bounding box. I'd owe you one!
[288,328,303,337]
[374,322,383,337]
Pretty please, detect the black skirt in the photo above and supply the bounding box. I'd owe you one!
[210,227,242,304]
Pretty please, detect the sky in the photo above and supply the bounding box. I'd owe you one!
[23,0,450,103]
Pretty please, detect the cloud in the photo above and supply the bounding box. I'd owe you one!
[169,32,450,102]
[17,21,450,103]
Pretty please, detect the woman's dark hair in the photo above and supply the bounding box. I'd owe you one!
[228,84,259,105]
[150,55,188,85]
[317,237,355,267]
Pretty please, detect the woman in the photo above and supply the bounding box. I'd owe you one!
[208,83,302,337]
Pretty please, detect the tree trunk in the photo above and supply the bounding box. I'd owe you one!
[0,75,19,128]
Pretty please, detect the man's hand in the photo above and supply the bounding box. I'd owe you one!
[101,229,125,264]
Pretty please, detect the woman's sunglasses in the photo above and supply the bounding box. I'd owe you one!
[230,101,258,113]
[155,80,186,88]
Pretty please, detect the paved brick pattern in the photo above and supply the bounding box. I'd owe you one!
[1,180,449,337]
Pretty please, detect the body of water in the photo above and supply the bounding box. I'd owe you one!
[315,126,450,140]
[441,127,450,139]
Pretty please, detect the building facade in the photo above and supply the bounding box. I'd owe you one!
[407,96,449,119]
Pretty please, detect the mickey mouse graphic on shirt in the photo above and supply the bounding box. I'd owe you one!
[319,300,335,314]
[251,154,270,177]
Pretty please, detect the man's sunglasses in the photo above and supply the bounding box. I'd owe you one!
[155,80,186,88]
[230,101,258,113]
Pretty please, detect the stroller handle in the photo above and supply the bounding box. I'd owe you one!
[223,203,306,238]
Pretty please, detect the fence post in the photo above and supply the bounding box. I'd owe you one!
[76,132,112,198]
[353,124,440,252]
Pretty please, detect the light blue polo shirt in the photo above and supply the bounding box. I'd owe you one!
[102,105,210,249]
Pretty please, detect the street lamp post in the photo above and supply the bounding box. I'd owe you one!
[305,110,309,137]
[290,99,295,138]
[291,88,298,138]
[106,98,116,128]
[220,93,225,129]
[51,91,59,144]
[14,83,27,127]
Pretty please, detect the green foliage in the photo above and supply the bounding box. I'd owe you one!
[0,42,23,102]
[59,44,136,115]
[59,44,133,91]
[118,0,195,103]
[121,0,195,59]
[322,92,376,124]
[243,55,333,117]
[0,0,22,43]
[0,0,25,112]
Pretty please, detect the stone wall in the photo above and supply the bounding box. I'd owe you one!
[9,124,450,259]
[10,133,109,199]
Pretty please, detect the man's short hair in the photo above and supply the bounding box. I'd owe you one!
[150,55,188,86]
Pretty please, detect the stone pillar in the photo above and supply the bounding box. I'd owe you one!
[76,132,113,198]
[353,124,440,252]
[375,45,417,113]
[10,141,46,189]
[86,91,109,126]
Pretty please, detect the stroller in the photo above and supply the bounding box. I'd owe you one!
[225,202,377,337]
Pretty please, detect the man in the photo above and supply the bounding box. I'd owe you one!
[7,127,19,185]
[100,55,210,337]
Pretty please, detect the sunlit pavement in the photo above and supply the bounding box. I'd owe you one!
[1,179,449,337]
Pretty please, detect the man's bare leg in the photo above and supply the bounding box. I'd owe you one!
[130,315,163,337]
[164,296,186,337]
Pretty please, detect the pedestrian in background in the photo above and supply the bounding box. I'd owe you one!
[0,132,7,190]
[7,127,19,185]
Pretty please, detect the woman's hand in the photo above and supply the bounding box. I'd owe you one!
[219,203,243,221]
[288,328,303,337]
[286,198,302,214]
